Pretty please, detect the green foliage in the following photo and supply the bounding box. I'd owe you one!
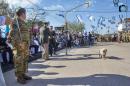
[67,21,85,32]
[38,21,45,27]
[26,20,44,29]
[26,20,33,28]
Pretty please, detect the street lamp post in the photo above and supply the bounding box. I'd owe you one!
[64,13,68,55]
[61,2,89,55]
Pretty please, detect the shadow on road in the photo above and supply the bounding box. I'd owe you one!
[51,56,99,61]
[28,64,61,76]
[107,56,124,60]
[95,42,114,46]
[28,61,66,76]
[29,64,66,70]
[29,70,59,76]
[50,54,124,61]
[52,54,98,57]
[28,74,130,86]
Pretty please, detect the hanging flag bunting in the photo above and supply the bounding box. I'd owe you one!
[76,15,83,23]
[91,25,95,29]
[119,14,123,22]
[101,22,106,27]
[97,17,101,27]
[112,16,116,20]
[97,16,106,27]
[108,16,116,24]
[119,4,128,12]
[118,23,123,32]
[56,14,64,18]
[89,16,95,21]
[113,0,119,7]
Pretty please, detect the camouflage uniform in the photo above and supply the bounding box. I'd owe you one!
[11,18,30,79]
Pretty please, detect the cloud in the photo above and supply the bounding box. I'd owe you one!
[6,0,40,8]
[75,0,80,4]
[44,5,65,10]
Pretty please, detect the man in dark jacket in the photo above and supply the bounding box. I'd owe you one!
[49,26,57,56]
[43,22,50,60]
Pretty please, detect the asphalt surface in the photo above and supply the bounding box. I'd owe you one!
[3,42,130,86]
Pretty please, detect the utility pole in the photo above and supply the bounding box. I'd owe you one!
[64,2,89,55]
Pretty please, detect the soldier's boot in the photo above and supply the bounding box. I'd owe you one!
[45,52,49,60]
[17,76,26,84]
[44,52,47,60]
[42,53,45,59]
[23,74,32,80]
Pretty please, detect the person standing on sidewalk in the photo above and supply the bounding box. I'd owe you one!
[49,26,57,56]
[9,8,32,84]
[88,32,92,46]
[42,22,50,60]
[49,26,53,56]
[67,32,72,48]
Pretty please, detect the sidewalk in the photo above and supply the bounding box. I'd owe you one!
[3,42,130,86]
[0,64,6,86]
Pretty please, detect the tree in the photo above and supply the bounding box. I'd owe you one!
[0,1,10,16]
[26,19,45,29]
[67,21,85,33]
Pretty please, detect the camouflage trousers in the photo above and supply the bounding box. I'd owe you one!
[13,41,29,78]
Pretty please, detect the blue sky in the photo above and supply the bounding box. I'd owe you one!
[7,0,130,34]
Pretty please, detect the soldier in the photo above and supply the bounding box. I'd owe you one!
[8,8,32,84]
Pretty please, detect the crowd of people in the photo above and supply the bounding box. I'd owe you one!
[0,8,96,85]
[0,20,96,64]
[1,7,129,85]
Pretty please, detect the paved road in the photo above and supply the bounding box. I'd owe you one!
[3,42,130,86]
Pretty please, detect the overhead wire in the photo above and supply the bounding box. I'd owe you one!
[25,0,130,13]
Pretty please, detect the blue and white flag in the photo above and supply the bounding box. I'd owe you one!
[76,15,83,23]
[56,14,64,18]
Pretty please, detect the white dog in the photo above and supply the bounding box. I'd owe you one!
[99,48,107,59]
